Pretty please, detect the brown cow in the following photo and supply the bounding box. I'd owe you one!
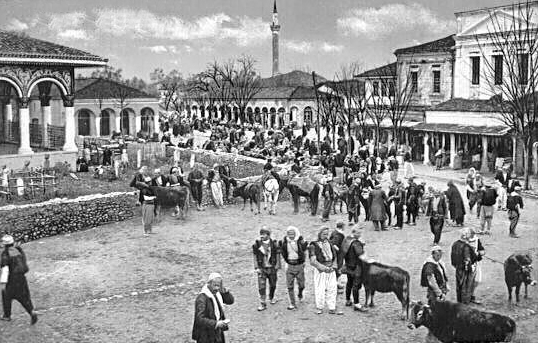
[150,185,190,221]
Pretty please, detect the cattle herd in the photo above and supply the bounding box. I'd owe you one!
[137,164,535,343]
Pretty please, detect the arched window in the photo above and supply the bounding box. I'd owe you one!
[78,110,91,136]
[304,107,313,124]
[141,108,155,134]
[100,110,111,136]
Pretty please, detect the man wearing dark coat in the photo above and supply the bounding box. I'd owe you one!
[427,190,448,244]
[368,185,387,231]
[405,177,420,225]
[389,180,406,229]
[1,235,38,325]
[341,227,367,312]
[192,273,234,343]
[188,165,205,211]
[445,180,465,226]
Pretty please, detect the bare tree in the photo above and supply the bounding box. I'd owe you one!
[365,74,390,153]
[219,56,262,124]
[384,65,414,145]
[198,61,234,122]
[110,81,134,135]
[317,82,343,150]
[150,69,186,125]
[476,1,538,189]
[333,62,371,152]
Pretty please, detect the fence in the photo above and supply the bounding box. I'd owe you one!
[1,121,65,150]
[1,170,59,199]
[126,142,167,166]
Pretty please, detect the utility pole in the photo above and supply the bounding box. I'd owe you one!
[312,71,320,150]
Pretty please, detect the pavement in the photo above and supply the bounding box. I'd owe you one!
[412,162,538,199]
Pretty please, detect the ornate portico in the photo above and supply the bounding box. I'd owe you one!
[0,30,107,167]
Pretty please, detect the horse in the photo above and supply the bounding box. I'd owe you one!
[279,175,320,216]
[263,176,280,215]
[230,178,261,214]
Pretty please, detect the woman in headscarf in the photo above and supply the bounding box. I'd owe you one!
[308,227,342,315]
[207,164,225,209]
[445,180,465,226]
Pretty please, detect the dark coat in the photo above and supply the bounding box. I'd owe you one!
[445,185,465,221]
[368,188,387,221]
[279,237,308,265]
[426,196,447,216]
[192,290,234,343]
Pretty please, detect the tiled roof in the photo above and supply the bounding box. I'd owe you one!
[252,87,297,99]
[74,78,155,100]
[412,123,510,136]
[289,86,317,99]
[0,30,107,65]
[354,62,397,78]
[394,35,455,55]
[260,70,326,87]
[431,98,503,112]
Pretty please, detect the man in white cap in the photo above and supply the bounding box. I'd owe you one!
[151,168,168,187]
[321,176,336,222]
[421,245,449,305]
[192,272,234,343]
[450,228,484,304]
[279,226,308,310]
[340,226,367,312]
[1,235,38,324]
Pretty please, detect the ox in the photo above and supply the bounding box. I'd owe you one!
[230,178,261,214]
[504,253,536,303]
[360,260,410,319]
[150,185,190,221]
[408,300,517,343]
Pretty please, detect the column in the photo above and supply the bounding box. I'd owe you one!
[449,133,456,168]
[18,97,33,154]
[423,133,430,165]
[154,112,160,134]
[442,134,446,150]
[62,95,78,152]
[40,98,52,148]
[481,135,489,173]
[95,114,101,137]
[135,113,141,134]
[115,114,121,133]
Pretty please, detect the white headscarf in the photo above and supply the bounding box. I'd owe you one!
[201,274,224,321]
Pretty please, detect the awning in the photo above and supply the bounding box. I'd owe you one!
[411,123,510,136]
[363,119,422,128]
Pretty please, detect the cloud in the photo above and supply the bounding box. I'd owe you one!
[4,19,29,31]
[57,29,89,40]
[284,40,314,53]
[48,12,87,32]
[284,40,344,54]
[337,3,454,39]
[93,8,270,46]
[321,42,344,53]
[141,45,179,54]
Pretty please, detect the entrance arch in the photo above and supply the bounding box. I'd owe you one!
[121,108,135,135]
[100,109,113,136]
[141,107,155,135]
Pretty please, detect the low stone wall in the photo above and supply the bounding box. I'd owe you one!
[169,148,290,200]
[0,192,137,242]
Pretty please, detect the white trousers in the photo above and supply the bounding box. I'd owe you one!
[211,181,224,207]
[497,186,507,209]
[313,268,337,310]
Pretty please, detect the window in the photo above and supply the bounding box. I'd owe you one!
[471,56,480,85]
[372,81,379,96]
[494,55,503,85]
[381,81,387,96]
[519,53,529,85]
[388,80,395,97]
[411,71,418,93]
[433,70,441,93]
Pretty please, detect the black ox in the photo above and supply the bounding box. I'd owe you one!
[360,260,410,320]
[408,300,517,343]
[504,253,536,303]
[150,185,190,220]
[229,178,261,214]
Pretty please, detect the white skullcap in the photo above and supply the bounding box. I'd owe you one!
[1,235,14,245]
[208,272,222,282]
[431,245,442,253]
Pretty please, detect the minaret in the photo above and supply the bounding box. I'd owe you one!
[270,0,280,76]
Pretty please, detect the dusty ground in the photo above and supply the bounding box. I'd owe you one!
[0,173,537,343]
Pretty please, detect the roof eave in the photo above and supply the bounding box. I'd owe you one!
[0,56,108,67]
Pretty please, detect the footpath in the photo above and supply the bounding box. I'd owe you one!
[411,162,538,199]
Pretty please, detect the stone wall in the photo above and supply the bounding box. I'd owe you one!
[0,192,137,242]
